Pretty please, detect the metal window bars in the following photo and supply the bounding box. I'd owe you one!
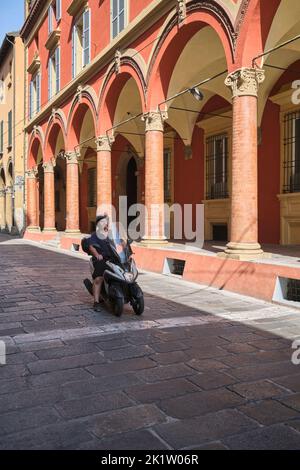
[283,110,300,194]
[205,133,229,200]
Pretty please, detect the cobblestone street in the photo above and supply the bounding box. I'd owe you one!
[0,234,300,450]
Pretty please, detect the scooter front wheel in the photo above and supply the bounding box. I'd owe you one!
[113,297,124,317]
[132,296,144,316]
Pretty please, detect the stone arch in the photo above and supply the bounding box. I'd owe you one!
[28,128,44,169]
[147,1,235,109]
[44,109,67,161]
[67,86,98,148]
[6,159,13,185]
[97,57,147,135]
[250,0,300,123]
[0,165,5,186]
[234,0,282,68]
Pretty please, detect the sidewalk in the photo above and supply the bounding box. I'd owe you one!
[0,234,300,449]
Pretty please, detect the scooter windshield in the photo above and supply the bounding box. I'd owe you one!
[109,223,128,264]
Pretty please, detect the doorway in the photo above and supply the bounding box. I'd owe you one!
[54,157,66,232]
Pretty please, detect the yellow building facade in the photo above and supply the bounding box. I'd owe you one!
[0,32,25,234]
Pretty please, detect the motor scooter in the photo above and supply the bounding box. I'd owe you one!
[83,223,144,317]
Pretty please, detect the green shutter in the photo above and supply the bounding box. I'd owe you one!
[8,111,12,147]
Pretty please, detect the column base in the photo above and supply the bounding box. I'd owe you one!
[27,226,41,233]
[65,229,81,236]
[140,237,169,247]
[217,242,272,261]
[43,228,57,233]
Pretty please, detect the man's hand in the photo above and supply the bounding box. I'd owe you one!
[89,246,103,261]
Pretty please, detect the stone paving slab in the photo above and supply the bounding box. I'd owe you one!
[1,235,300,449]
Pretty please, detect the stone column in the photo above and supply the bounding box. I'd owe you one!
[65,150,80,233]
[0,189,6,231]
[26,168,40,231]
[95,135,114,217]
[219,67,266,260]
[142,111,168,244]
[43,160,56,232]
[5,186,13,232]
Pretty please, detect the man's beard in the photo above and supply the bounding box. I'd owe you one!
[96,226,108,240]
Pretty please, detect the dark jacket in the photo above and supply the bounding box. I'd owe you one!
[88,233,114,260]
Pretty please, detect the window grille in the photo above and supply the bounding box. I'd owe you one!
[164,149,172,203]
[206,133,228,200]
[283,111,300,193]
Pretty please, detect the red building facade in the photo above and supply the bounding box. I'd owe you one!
[21,1,300,286]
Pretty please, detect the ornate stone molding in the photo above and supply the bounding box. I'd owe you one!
[96,135,115,152]
[225,68,265,98]
[114,50,122,75]
[177,0,187,24]
[76,84,84,103]
[26,167,38,179]
[235,0,251,40]
[142,111,168,132]
[15,175,25,187]
[65,149,80,164]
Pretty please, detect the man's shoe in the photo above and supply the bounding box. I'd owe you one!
[93,302,103,312]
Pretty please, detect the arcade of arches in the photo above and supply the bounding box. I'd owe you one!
[25,0,300,263]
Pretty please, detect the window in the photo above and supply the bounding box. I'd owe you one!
[164,149,172,203]
[29,72,41,119]
[283,111,300,193]
[0,121,3,154]
[48,0,61,33]
[48,5,53,34]
[56,0,61,21]
[72,9,90,78]
[111,0,126,39]
[206,133,228,200]
[8,111,12,148]
[48,46,60,99]
[88,167,97,207]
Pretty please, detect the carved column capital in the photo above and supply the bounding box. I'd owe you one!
[5,186,14,195]
[0,189,6,197]
[26,167,38,179]
[225,68,265,98]
[142,111,168,132]
[65,149,80,164]
[43,159,56,173]
[96,135,115,152]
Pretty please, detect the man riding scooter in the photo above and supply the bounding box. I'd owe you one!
[86,214,114,311]
[82,215,144,316]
